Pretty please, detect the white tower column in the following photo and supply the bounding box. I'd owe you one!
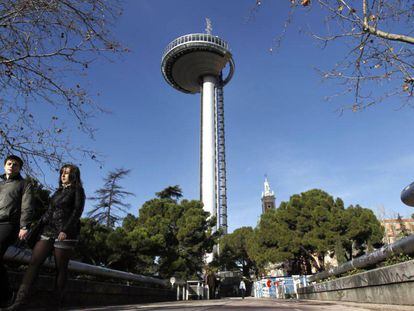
[201,75,217,220]
[161,32,235,263]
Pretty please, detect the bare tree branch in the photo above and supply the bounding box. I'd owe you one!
[0,0,126,179]
[257,0,414,111]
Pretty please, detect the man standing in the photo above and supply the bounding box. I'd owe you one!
[0,155,33,307]
[205,270,217,299]
[239,279,246,299]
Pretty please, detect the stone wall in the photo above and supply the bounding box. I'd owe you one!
[298,260,414,305]
[8,271,176,308]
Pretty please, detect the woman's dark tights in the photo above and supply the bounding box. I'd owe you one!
[53,247,72,294]
[21,240,72,295]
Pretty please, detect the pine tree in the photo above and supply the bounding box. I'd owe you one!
[128,187,217,279]
[88,168,134,228]
[155,185,183,201]
[397,214,410,238]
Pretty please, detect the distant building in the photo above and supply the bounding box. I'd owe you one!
[261,177,276,214]
[381,218,414,244]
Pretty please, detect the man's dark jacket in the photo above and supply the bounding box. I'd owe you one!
[0,174,33,227]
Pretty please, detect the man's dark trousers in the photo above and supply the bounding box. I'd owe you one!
[0,223,18,304]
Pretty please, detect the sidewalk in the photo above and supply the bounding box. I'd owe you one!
[293,299,414,311]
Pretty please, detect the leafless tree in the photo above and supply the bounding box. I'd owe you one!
[254,0,414,112]
[0,0,126,178]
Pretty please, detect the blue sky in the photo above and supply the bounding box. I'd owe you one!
[41,0,414,231]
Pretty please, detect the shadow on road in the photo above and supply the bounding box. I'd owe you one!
[64,298,388,311]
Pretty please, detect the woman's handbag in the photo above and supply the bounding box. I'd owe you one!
[25,222,43,249]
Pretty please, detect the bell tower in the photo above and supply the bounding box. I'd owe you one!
[261,176,276,214]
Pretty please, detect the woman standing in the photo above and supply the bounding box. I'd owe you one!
[7,164,85,311]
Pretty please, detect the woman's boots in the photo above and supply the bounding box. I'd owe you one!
[2,287,63,311]
[4,285,29,311]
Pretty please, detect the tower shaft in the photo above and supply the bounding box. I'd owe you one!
[200,76,228,235]
[201,75,217,220]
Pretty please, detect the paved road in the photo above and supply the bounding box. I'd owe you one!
[66,298,414,311]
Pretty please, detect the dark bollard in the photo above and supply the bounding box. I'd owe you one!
[401,182,414,207]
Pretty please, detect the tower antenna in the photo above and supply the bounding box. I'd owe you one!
[205,17,213,35]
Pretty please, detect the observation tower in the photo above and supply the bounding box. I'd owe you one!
[161,23,235,239]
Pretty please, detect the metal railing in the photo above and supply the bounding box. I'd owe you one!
[5,246,199,301]
[5,245,168,286]
[309,234,414,282]
[162,33,230,58]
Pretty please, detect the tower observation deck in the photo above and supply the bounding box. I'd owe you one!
[161,32,235,239]
[162,33,234,93]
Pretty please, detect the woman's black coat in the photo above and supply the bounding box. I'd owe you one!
[41,186,85,239]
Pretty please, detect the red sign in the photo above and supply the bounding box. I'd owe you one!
[266,279,272,288]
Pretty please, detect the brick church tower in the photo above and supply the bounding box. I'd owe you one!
[261,176,276,214]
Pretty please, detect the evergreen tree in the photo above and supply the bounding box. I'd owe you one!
[155,185,183,201]
[88,168,134,228]
[216,227,257,277]
[397,213,410,238]
[248,189,383,274]
[126,188,217,279]
[73,218,113,266]
[343,205,384,259]
[73,217,154,273]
